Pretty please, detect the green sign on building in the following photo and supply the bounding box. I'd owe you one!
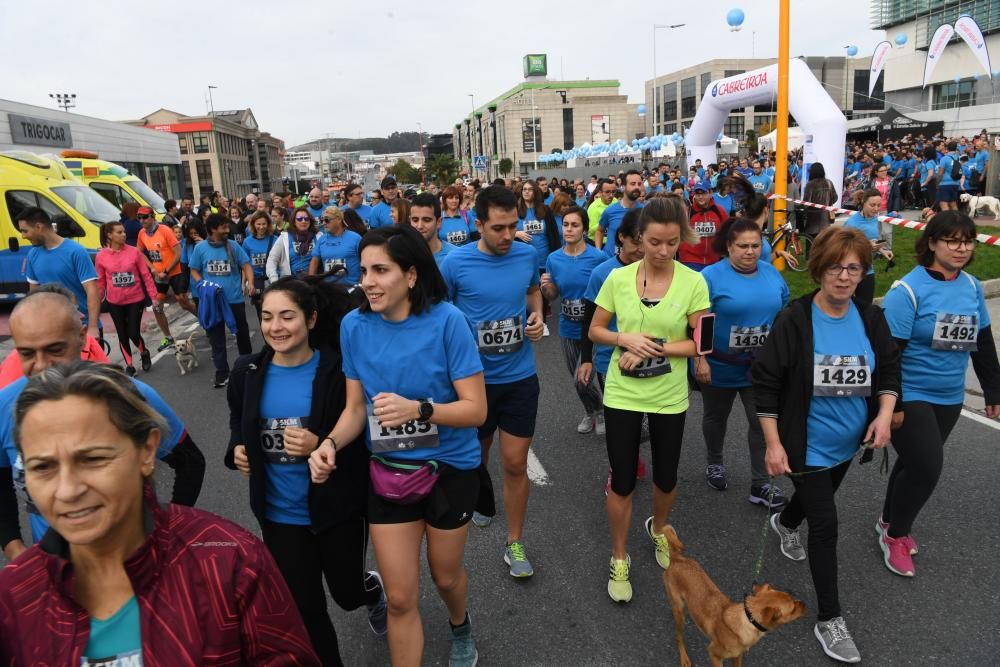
[523,54,547,78]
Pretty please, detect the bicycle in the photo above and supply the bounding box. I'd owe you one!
[766,217,813,273]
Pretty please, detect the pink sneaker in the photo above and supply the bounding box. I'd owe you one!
[636,457,647,481]
[879,532,915,577]
[875,516,918,555]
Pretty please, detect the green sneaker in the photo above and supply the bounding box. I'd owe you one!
[645,516,670,570]
[504,541,534,578]
[607,556,633,603]
[157,336,175,352]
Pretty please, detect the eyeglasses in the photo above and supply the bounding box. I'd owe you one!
[137,214,151,220]
[294,216,310,222]
[825,263,865,277]
[939,237,976,250]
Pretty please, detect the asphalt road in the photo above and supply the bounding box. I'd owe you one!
[3,302,999,666]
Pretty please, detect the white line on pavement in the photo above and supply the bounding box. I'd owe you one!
[527,448,551,486]
[961,409,1000,431]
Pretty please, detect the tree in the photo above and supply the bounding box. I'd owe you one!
[387,158,420,184]
[498,158,513,177]
[428,154,460,185]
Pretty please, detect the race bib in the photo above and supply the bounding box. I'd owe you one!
[477,316,524,354]
[561,298,585,321]
[148,249,162,263]
[252,253,267,267]
[620,339,670,378]
[258,416,310,465]
[524,220,544,235]
[693,221,716,237]
[813,355,871,397]
[206,259,231,276]
[368,404,439,453]
[447,230,467,245]
[729,324,769,352]
[323,259,347,274]
[111,271,135,287]
[931,313,978,351]
[81,649,143,666]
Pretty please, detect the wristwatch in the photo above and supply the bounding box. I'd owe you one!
[417,399,434,422]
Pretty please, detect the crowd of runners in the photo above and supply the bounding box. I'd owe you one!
[0,132,997,666]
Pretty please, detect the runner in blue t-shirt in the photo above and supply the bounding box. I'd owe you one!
[878,212,1000,578]
[935,140,962,211]
[597,170,644,257]
[541,206,607,435]
[844,189,893,307]
[189,214,255,386]
[0,290,203,559]
[439,185,475,246]
[309,208,362,284]
[308,225,486,665]
[748,161,772,196]
[515,181,559,271]
[242,212,278,322]
[16,207,100,337]
[342,183,373,225]
[368,177,401,228]
[697,218,789,506]
[440,185,544,578]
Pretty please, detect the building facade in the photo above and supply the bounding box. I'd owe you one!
[126,108,284,199]
[874,1,1000,135]
[645,57,882,145]
[453,78,643,180]
[0,98,183,199]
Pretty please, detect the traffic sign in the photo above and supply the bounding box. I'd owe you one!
[473,155,488,169]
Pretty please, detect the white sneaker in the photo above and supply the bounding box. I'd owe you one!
[594,411,606,436]
[576,414,595,433]
[542,323,550,337]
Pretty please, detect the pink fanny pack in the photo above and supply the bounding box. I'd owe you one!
[369,456,440,504]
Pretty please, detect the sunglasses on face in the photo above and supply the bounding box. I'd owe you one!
[137,214,151,220]
[295,216,310,222]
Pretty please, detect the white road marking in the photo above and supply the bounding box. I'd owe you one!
[527,448,551,486]
[961,409,1000,431]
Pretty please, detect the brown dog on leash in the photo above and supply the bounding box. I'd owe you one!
[663,525,806,667]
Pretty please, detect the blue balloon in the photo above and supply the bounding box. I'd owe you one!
[954,76,962,84]
[726,8,745,28]
[895,33,907,46]
[846,45,858,57]
[637,104,647,115]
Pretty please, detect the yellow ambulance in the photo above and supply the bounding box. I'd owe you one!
[0,151,113,300]
[58,150,167,220]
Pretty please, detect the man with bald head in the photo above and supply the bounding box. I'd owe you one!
[0,288,205,562]
[305,188,327,221]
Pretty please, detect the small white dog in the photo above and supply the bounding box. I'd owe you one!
[960,192,1000,220]
[174,332,199,375]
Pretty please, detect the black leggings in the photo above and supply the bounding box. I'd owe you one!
[882,401,962,538]
[604,406,685,496]
[779,459,851,621]
[106,300,147,367]
[261,517,381,667]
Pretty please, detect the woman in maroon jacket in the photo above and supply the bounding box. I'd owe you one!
[0,361,319,666]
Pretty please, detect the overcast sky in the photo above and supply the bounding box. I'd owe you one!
[1,0,887,146]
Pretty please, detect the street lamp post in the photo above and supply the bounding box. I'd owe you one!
[207,85,217,116]
[531,86,538,172]
[49,93,76,112]
[652,24,685,136]
[416,122,425,186]
[468,94,476,179]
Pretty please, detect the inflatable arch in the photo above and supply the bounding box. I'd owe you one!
[686,59,847,205]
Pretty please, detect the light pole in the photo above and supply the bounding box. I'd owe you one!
[468,94,476,178]
[416,122,425,186]
[207,85,217,116]
[49,93,76,112]
[531,86,538,171]
[652,24,685,136]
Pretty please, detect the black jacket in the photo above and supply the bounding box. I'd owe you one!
[225,345,368,532]
[752,292,901,472]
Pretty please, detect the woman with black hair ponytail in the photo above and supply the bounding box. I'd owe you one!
[225,275,385,666]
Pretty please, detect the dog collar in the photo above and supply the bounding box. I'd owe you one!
[743,596,769,633]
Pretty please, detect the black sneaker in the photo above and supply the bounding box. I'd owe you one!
[365,571,388,636]
[750,483,788,509]
[213,371,229,388]
[705,464,728,491]
[124,365,137,378]
[140,350,152,372]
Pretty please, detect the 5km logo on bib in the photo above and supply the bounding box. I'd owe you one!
[477,316,524,355]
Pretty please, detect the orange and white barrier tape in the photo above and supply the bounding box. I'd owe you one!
[767,193,1000,248]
